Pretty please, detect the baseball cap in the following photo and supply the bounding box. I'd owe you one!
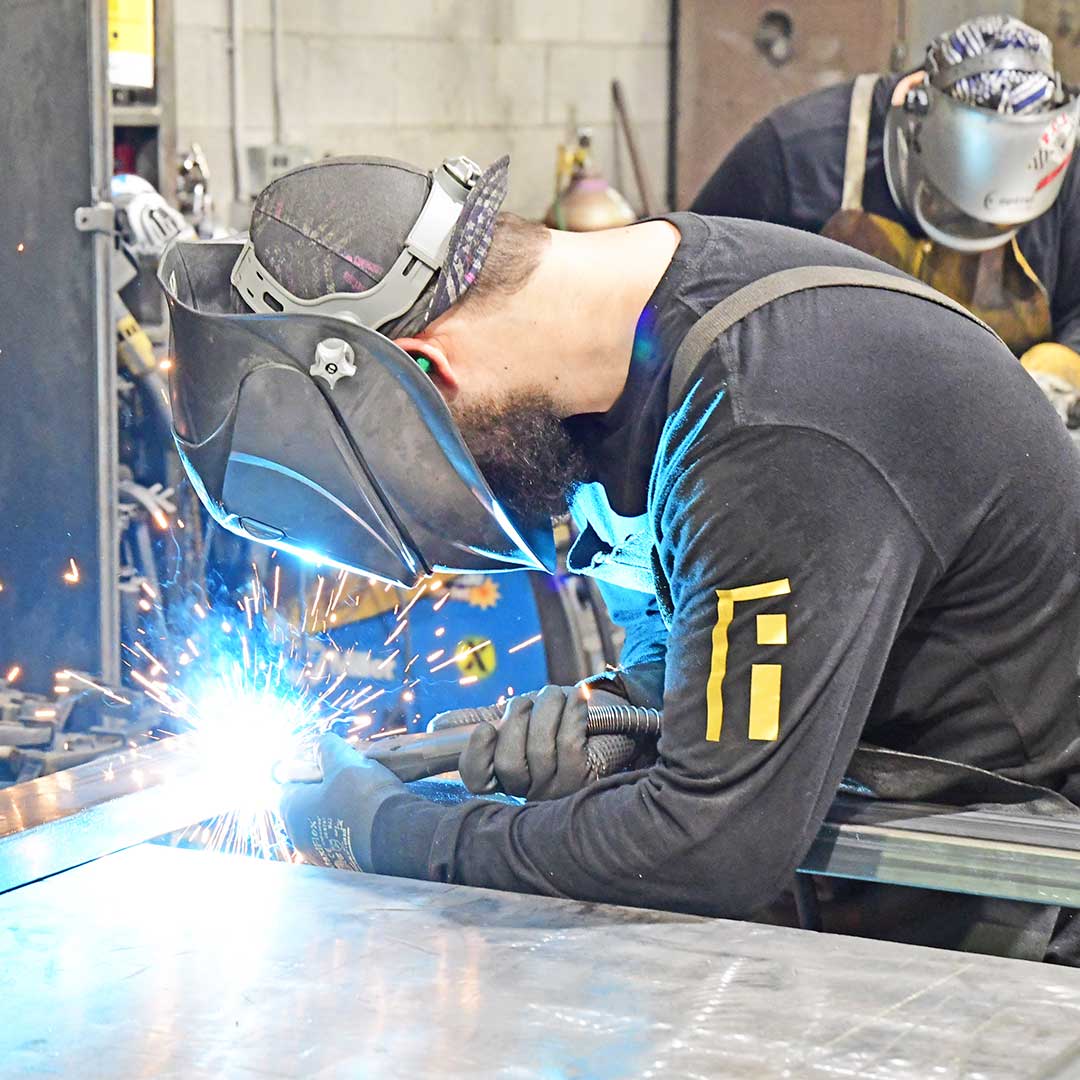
[244,154,509,338]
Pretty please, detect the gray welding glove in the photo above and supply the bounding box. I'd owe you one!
[279,732,405,872]
[458,685,628,801]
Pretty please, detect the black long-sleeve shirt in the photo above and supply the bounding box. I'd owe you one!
[690,77,1080,355]
[370,213,1080,918]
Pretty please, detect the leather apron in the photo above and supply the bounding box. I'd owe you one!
[821,74,1053,356]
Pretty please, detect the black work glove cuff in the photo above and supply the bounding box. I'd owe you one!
[369,791,449,879]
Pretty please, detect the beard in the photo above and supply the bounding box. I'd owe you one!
[451,390,591,524]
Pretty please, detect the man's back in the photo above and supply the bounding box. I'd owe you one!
[369,212,1080,926]
[670,217,1080,794]
[578,212,1080,800]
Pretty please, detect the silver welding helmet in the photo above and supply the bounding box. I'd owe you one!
[885,20,1079,252]
[158,156,556,587]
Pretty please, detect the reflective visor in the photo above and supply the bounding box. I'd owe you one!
[887,85,1079,251]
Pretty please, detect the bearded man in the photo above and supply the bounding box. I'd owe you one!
[161,152,1080,961]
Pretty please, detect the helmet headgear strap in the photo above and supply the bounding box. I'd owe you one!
[230,156,480,332]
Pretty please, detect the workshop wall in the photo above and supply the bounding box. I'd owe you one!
[675,0,1032,207]
[174,0,670,226]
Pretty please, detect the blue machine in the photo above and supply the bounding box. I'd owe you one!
[316,571,581,733]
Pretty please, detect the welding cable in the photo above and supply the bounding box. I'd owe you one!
[428,701,663,779]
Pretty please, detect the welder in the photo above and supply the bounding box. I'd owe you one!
[161,148,1080,961]
[692,14,1080,424]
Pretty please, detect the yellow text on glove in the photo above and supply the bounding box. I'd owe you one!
[706,579,791,743]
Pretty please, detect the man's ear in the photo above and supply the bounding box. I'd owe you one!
[393,335,459,398]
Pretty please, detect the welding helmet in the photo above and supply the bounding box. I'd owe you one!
[112,173,192,258]
[158,155,556,587]
[885,18,1079,252]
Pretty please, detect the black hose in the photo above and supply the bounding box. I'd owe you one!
[426,702,663,780]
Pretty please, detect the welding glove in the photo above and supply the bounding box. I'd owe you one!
[279,732,404,873]
[1021,342,1080,427]
[457,684,628,801]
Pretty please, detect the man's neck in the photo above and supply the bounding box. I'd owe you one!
[442,219,681,417]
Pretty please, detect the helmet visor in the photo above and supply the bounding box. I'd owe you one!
[888,85,1078,250]
[912,177,1020,250]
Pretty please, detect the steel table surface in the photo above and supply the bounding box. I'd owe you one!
[3,845,1080,1080]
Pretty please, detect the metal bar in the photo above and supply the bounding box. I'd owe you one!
[270,0,285,145]
[801,795,1080,908]
[229,0,247,204]
[89,0,121,686]
[612,78,660,217]
[666,0,679,211]
[0,735,234,894]
[6,733,1080,909]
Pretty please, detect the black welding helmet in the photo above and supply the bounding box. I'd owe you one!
[158,155,555,586]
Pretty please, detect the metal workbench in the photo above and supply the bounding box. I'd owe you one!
[3,844,1080,1079]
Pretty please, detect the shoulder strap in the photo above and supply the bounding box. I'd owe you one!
[840,74,879,212]
[667,265,998,411]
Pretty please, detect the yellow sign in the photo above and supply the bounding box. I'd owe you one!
[108,0,155,89]
[455,636,497,681]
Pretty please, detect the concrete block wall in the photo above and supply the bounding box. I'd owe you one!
[173,0,670,227]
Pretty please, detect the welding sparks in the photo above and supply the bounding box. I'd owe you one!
[106,552,458,864]
[62,558,80,584]
[16,242,24,253]
[508,633,543,655]
[369,725,407,740]
[395,584,427,623]
[4,665,20,684]
[57,669,131,704]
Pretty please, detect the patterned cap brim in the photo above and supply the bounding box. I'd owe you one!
[427,155,510,324]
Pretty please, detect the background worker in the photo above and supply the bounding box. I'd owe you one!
[691,14,1080,422]
[163,154,1080,960]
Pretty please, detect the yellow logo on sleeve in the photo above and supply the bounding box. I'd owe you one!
[707,579,790,743]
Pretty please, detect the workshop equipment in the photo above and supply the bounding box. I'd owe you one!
[611,79,659,217]
[7,715,1080,910]
[0,674,164,787]
[544,129,636,231]
[0,705,660,894]
[278,701,664,783]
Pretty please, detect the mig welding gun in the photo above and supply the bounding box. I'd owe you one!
[278,700,663,786]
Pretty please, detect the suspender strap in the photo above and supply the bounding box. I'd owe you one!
[840,73,879,212]
[667,264,998,411]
